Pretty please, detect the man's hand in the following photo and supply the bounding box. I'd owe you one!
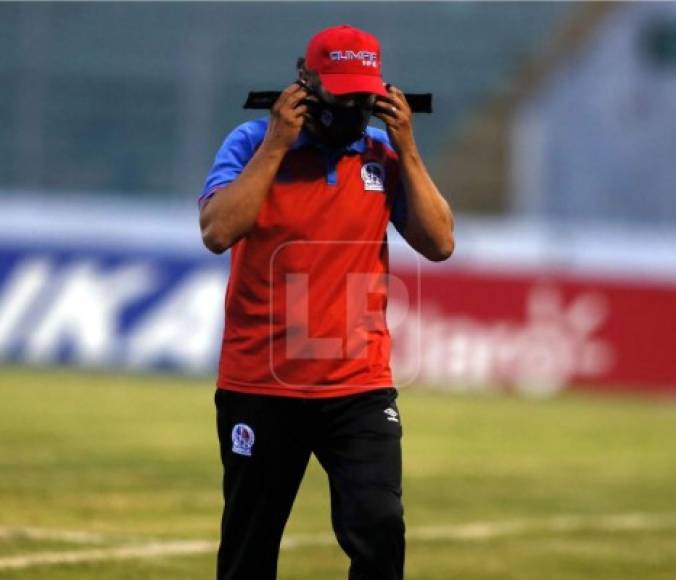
[262,83,308,153]
[374,85,454,262]
[373,85,416,155]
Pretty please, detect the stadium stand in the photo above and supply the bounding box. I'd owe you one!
[0,2,572,206]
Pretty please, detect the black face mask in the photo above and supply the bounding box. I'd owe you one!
[303,96,371,150]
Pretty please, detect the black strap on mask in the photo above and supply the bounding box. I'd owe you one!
[243,91,433,113]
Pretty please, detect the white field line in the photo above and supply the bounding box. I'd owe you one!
[0,540,219,570]
[0,527,108,544]
[1,512,676,570]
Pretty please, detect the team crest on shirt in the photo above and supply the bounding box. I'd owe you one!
[231,423,255,457]
[361,162,385,192]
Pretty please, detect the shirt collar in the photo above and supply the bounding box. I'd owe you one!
[290,130,368,155]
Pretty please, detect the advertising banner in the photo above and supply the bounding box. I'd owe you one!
[1,242,675,396]
[0,243,227,374]
[390,268,676,396]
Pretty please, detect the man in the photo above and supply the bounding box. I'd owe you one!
[199,25,454,580]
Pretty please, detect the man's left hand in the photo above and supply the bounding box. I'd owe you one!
[373,85,416,155]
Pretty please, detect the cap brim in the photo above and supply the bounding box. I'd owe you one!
[319,73,388,97]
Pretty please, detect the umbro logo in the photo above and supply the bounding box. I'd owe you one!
[384,407,399,423]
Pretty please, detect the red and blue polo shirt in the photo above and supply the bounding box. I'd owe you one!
[200,117,407,398]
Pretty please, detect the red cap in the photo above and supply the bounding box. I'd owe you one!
[305,25,388,97]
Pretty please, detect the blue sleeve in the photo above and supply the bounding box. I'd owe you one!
[198,118,268,208]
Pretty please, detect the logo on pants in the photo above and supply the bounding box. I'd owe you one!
[384,407,399,423]
[231,423,255,456]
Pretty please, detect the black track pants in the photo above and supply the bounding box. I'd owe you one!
[215,387,405,580]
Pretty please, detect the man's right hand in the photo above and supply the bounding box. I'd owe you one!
[262,83,308,153]
[200,83,308,254]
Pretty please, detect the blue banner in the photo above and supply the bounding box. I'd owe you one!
[0,243,229,374]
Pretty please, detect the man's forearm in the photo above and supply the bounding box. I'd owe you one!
[398,147,455,262]
[372,85,454,262]
[200,84,309,254]
[199,143,286,254]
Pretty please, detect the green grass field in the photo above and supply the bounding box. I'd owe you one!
[1,366,675,579]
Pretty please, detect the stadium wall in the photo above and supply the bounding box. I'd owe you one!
[1,196,674,397]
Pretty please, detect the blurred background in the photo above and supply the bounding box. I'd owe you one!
[1,2,676,579]
[2,1,675,396]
